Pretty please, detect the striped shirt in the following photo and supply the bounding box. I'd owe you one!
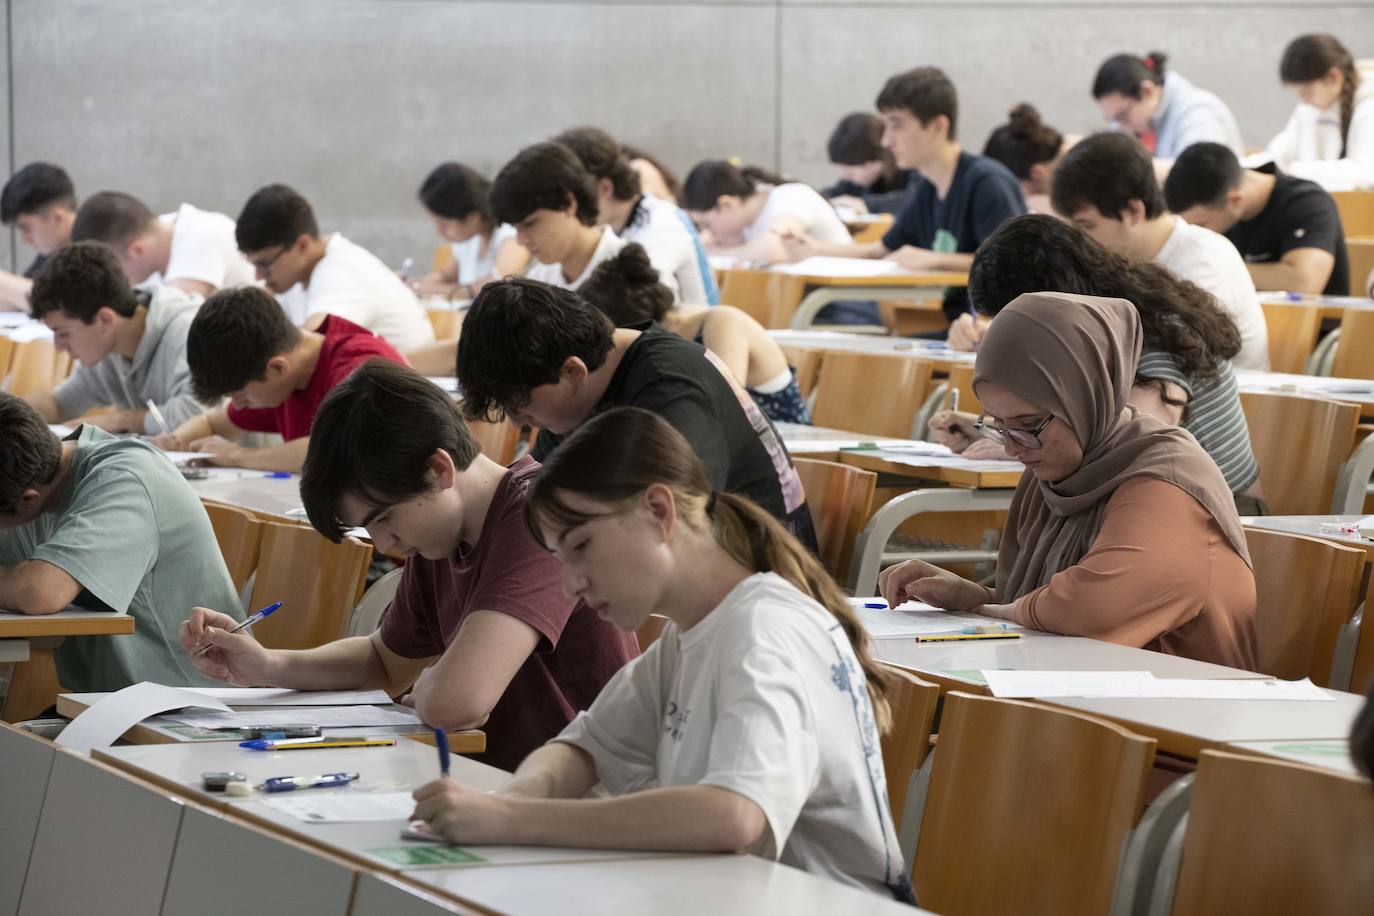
[1137,350,1259,493]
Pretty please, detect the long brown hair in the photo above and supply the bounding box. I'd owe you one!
[525,406,894,732]
[1281,34,1361,158]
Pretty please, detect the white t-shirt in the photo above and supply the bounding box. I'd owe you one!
[743,183,851,245]
[622,194,709,305]
[1153,217,1269,370]
[526,225,676,297]
[450,223,518,286]
[276,233,435,352]
[554,572,909,899]
[150,204,257,290]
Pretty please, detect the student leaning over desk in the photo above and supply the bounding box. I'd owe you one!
[410,406,914,903]
[180,360,637,772]
[0,162,76,311]
[1266,34,1374,192]
[881,293,1258,670]
[1091,51,1243,161]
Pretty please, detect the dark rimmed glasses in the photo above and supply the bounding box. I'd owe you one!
[973,413,1054,449]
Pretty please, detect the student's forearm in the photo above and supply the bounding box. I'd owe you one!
[709,235,787,265]
[1246,260,1327,295]
[0,270,32,311]
[403,339,459,377]
[172,412,217,443]
[23,391,65,423]
[810,240,887,259]
[930,251,974,272]
[0,560,83,615]
[222,436,310,473]
[87,407,148,433]
[499,742,600,799]
[260,635,393,691]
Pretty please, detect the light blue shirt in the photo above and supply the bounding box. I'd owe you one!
[1152,71,1244,160]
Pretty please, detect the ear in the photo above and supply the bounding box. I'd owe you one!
[1028,162,1049,186]
[560,355,589,386]
[715,195,738,213]
[426,447,458,490]
[93,306,119,331]
[564,190,579,217]
[1120,200,1147,226]
[1226,188,1245,212]
[13,487,43,518]
[597,177,615,201]
[264,354,292,379]
[641,482,677,542]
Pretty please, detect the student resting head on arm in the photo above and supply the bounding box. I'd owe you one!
[415,162,530,301]
[578,243,810,424]
[0,162,76,307]
[880,293,1258,669]
[1164,141,1348,296]
[409,406,914,903]
[1266,34,1374,191]
[820,112,913,215]
[153,286,405,472]
[179,359,637,771]
[982,104,1073,216]
[1092,51,1243,160]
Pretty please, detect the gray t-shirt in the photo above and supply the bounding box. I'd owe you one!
[0,426,243,691]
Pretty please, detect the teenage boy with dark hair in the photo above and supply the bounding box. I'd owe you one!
[783,67,1026,326]
[1049,132,1269,369]
[179,359,638,771]
[25,242,205,434]
[1164,141,1348,296]
[71,191,256,296]
[0,392,242,691]
[554,126,717,304]
[235,184,433,352]
[0,162,77,309]
[820,112,914,215]
[154,286,404,471]
[455,277,817,550]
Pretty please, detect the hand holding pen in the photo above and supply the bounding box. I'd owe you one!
[180,603,283,685]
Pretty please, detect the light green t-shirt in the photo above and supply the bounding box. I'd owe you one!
[0,426,243,691]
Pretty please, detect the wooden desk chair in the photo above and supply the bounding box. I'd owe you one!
[1332,307,1374,379]
[777,344,824,398]
[1348,239,1374,299]
[944,364,980,414]
[877,664,940,831]
[1259,300,1323,375]
[51,349,72,382]
[1240,390,1360,515]
[467,418,535,465]
[2,338,59,396]
[431,243,454,273]
[0,336,15,380]
[203,502,265,597]
[2,649,62,724]
[1332,190,1374,238]
[635,613,670,651]
[1244,527,1368,687]
[792,457,877,578]
[347,566,403,637]
[246,521,372,651]
[811,351,933,438]
[426,306,462,340]
[0,722,56,915]
[1150,749,1374,916]
[719,268,788,328]
[914,692,1155,916]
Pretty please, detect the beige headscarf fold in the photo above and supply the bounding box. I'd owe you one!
[974,292,1250,602]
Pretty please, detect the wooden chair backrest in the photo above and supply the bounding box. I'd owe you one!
[431,242,454,273]
[1259,300,1323,375]
[3,338,59,396]
[1245,527,1367,685]
[635,613,670,651]
[1348,239,1374,299]
[1240,390,1359,515]
[202,501,265,595]
[1332,190,1374,238]
[791,457,877,578]
[247,522,372,650]
[778,345,824,398]
[467,418,532,465]
[426,307,461,340]
[915,691,1155,916]
[1332,308,1374,380]
[1352,613,1374,695]
[717,268,781,327]
[0,336,14,379]
[877,664,940,826]
[811,351,933,438]
[1167,750,1374,916]
[944,364,980,415]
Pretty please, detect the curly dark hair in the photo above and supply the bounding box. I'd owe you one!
[186,286,302,401]
[30,241,140,321]
[0,393,61,514]
[969,213,1240,381]
[577,243,673,325]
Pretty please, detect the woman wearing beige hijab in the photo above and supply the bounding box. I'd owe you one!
[879,292,1257,669]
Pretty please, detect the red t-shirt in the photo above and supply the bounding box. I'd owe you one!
[227,315,406,440]
[379,456,640,771]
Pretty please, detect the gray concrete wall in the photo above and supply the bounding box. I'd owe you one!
[3,0,1372,271]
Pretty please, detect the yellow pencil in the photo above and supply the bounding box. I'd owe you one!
[914,633,1021,643]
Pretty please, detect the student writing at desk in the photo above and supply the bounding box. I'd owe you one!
[0,162,76,311]
[1265,34,1374,192]
[882,293,1258,669]
[820,111,914,216]
[1092,51,1243,160]
[180,361,636,772]
[412,161,530,301]
[981,104,1076,217]
[411,407,913,902]
[0,394,242,692]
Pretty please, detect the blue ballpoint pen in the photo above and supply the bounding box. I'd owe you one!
[194,601,284,656]
[434,727,450,778]
[261,772,359,793]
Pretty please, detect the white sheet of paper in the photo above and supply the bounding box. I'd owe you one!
[161,451,216,464]
[176,687,397,706]
[772,256,903,278]
[55,682,232,753]
[852,600,1022,638]
[424,375,460,394]
[260,791,417,824]
[0,311,34,327]
[2,322,52,342]
[1131,677,1333,701]
[873,450,1022,472]
[47,423,76,438]
[165,704,421,729]
[982,670,1334,701]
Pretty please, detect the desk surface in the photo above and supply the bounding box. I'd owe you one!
[189,469,303,521]
[1240,514,1374,554]
[1235,369,1374,408]
[0,608,135,638]
[1226,738,1359,776]
[839,449,1024,489]
[769,328,977,364]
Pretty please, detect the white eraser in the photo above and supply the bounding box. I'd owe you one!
[224,781,253,797]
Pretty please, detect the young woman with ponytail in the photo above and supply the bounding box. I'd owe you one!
[410,406,913,903]
[1091,50,1243,160]
[982,103,1078,214]
[1267,34,1374,191]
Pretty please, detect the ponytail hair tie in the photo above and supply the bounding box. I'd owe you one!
[705,491,720,516]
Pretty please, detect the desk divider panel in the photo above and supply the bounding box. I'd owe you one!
[0,725,56,916]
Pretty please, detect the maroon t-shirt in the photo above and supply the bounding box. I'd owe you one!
[379,456,639,771]
[227,315,405,440]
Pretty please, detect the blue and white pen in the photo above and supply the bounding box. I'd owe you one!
[194,601,283,656]
[261,772,359,793]
[434,727,450,778]
[145,398,173,436]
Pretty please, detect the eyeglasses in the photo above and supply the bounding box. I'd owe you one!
[973,413,1054,449]
[249,244,293,275]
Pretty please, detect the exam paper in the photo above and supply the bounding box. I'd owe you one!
[161,451,216,464]
[853,601,1024,638]
[872,450,1023,472]
[261,791,416,824]
[772,256,904,278]
[179,687,396,706]
[56,682,232,753]
[0,311,34,327]
[165,704,421,729]
[982,670,1334,701]
[47,423,75,438]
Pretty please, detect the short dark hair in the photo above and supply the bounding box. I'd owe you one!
[982,104,1064,181]
[0,393,62,514]
[235,183,319,252]
[1050,132,1166,220]
[455,277,614,422]
[1,163,76,224]
[29,242,140,322]
[186,286,301,401]
[875,67,959,139]
[489,142,598,227]
[1092,52,1167,99]
[578,243,673,325]
[553,127,642,201]
[418,163,493,225]
[70,191,156,248]
[1163,142,1243,212]
[681,160,785,212]
[827,112,885,165]
[301,359,480,542]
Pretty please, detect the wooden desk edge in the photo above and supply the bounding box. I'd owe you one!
[0,614,135,638]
